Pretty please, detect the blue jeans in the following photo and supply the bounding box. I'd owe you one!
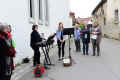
[83,42,89,55]
[74,40,81,52]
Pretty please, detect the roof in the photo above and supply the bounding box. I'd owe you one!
[92,0,107,15]
[76,17,91,24]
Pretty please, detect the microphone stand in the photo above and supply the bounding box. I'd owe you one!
[68,35,72,60]
[68,35,76,65]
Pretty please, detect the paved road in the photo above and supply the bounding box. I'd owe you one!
[11,38,120,80]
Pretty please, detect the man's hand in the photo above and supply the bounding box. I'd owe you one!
[92,32,97,34]
[60,40,64,43]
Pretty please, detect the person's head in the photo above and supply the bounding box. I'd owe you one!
[7,25,12,33]
[93,21,99,27]
[32,25,38,31]
[84,24,88,29]
[74,23,79,30]
[58,22,63,31]
[0,23,9,33]
[75,23,79,28]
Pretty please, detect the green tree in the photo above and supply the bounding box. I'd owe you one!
[79,23,84,29]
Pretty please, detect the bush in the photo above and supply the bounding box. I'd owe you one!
[79,23,84,29]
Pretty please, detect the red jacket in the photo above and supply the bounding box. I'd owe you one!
[0,32,16,57]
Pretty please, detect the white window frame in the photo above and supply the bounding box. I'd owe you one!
[44,0,49,26]
[38,0,43,25]
[28,0,35,24]
[114,9,119,24]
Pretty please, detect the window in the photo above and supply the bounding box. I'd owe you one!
[114,9,119,24]
[104,17,106,25]
[29,0,34,18]
[39,0,43,20]
[44,0,49,25]
[101,6,104,15]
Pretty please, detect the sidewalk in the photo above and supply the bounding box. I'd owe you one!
[11,38,120,80]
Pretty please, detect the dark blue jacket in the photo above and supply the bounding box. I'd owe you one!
[81,29,90,43]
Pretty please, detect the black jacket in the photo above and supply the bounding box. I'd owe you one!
[81,29,90,43]
[30,30,42,48]
[0,32,13,77]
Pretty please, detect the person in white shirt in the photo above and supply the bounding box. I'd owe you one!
[91,21,102,56]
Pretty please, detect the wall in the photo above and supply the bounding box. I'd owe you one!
[92,2,107,36]
[92,0,120,39]
[39,0,72,38]
[0,0,72,64]
[104,0,120,39]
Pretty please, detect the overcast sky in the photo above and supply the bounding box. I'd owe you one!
[70,0,101,18]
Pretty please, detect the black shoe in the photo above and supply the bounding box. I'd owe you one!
[97,54,100,56]
[86,53,89,55]
[92,54,95,56]
[44,66,50,70]
[33,64,36,67]
[76,50,78,52]
[58,58,61,61]
[62,57,64,60]
[58,58,62,61]
[78,49,81,52]
[78,50,81,52]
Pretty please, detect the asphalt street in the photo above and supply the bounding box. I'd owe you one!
[11,38,120,80]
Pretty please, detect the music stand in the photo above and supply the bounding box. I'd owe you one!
[63,28,74,59]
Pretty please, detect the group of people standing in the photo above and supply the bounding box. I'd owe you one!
[30,21,102,68]
[0,20,102,80]
[30,21,102,66]
[0,23,16,80]
[74,21,102,56]
[55,21,102,61]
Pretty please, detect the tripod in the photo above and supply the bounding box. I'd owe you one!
[68,35,73,60]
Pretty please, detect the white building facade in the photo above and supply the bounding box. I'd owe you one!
[0,0,72,64]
